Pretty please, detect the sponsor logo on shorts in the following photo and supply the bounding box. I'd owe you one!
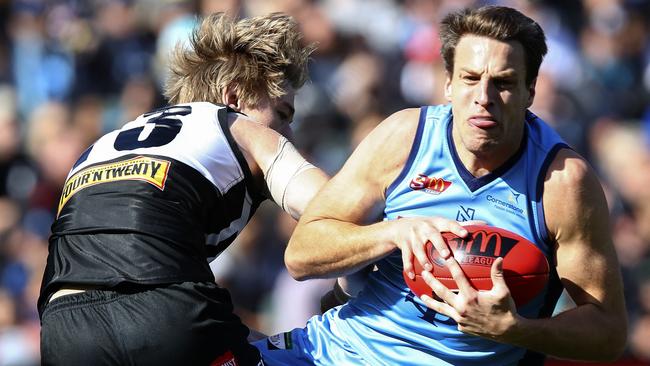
[57,156,170,215]
[409,173,451,195]
[210,350,238,366]
[266,332,293,350]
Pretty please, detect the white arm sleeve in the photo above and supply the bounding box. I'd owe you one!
[264,136,317,219]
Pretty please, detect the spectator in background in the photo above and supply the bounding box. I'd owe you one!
[24,102,84,230]
[73,0,154,97]
[9,1,74,119]
[150,0,197,94]
[0,288,39,366]
[0,86,38,204]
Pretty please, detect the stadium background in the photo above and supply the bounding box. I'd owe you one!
[0,0,648,364]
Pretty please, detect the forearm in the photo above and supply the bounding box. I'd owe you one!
[285,219,395,280]
[507,303,627,361]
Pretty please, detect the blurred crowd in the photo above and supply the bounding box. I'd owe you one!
[0,0,649,364]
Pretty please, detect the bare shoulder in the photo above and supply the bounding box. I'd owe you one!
[304,108,422,223]
[349,108,422,192]
[543,148,608,243]
[368,107,421,139]
[544,148,594,192]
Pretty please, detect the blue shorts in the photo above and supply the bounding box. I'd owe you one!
[254,301,526,366]
[254,308,368,365]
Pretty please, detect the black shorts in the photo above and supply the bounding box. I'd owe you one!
[40,282,263,366]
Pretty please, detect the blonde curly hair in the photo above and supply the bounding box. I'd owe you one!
[164,12,314,107]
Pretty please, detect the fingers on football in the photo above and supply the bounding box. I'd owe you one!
[421,294,460,321]
[444,255,474,294]
[402,246,415,279]
[409,236,432,272]
[427,231,450,261]
[422,271,456,305]
[421,272,461,320]
[490,257,508,292]
[403,225,430,271]
[430,217,468,239]
[459,220,488,228]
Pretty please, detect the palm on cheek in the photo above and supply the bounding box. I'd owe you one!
[420,257,518,340]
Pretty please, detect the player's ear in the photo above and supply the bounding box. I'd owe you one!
[222,84,242,111]
[444,72,453,102]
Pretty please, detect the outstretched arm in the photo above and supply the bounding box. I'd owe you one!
[421,148,627,362]
[285,109,470,281]
[229,116,329,219]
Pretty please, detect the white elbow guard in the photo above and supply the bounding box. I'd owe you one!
[264,137,316,217]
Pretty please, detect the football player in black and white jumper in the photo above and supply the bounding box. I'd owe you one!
[38,13,327,366]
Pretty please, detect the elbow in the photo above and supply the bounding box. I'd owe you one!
[606,325,628,361]
[605,310,629,361]
[284,221,339,281]
[285,257,310,282]
[284,241,314,281]
[594,317,628,362]
[597,333,627,362]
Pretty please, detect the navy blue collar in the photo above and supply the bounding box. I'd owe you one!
[447,118,528,192]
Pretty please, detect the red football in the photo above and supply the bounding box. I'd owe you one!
[403,225,549,307]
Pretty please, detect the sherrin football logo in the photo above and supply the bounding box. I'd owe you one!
[57,156,170,216]
[409,173,451,194]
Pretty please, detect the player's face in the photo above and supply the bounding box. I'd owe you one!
[445,35,535,166]
[239,87,296,140]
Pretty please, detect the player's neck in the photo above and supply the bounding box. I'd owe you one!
[453,136,524,178]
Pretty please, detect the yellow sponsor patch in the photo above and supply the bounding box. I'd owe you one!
[57,156,171,215]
